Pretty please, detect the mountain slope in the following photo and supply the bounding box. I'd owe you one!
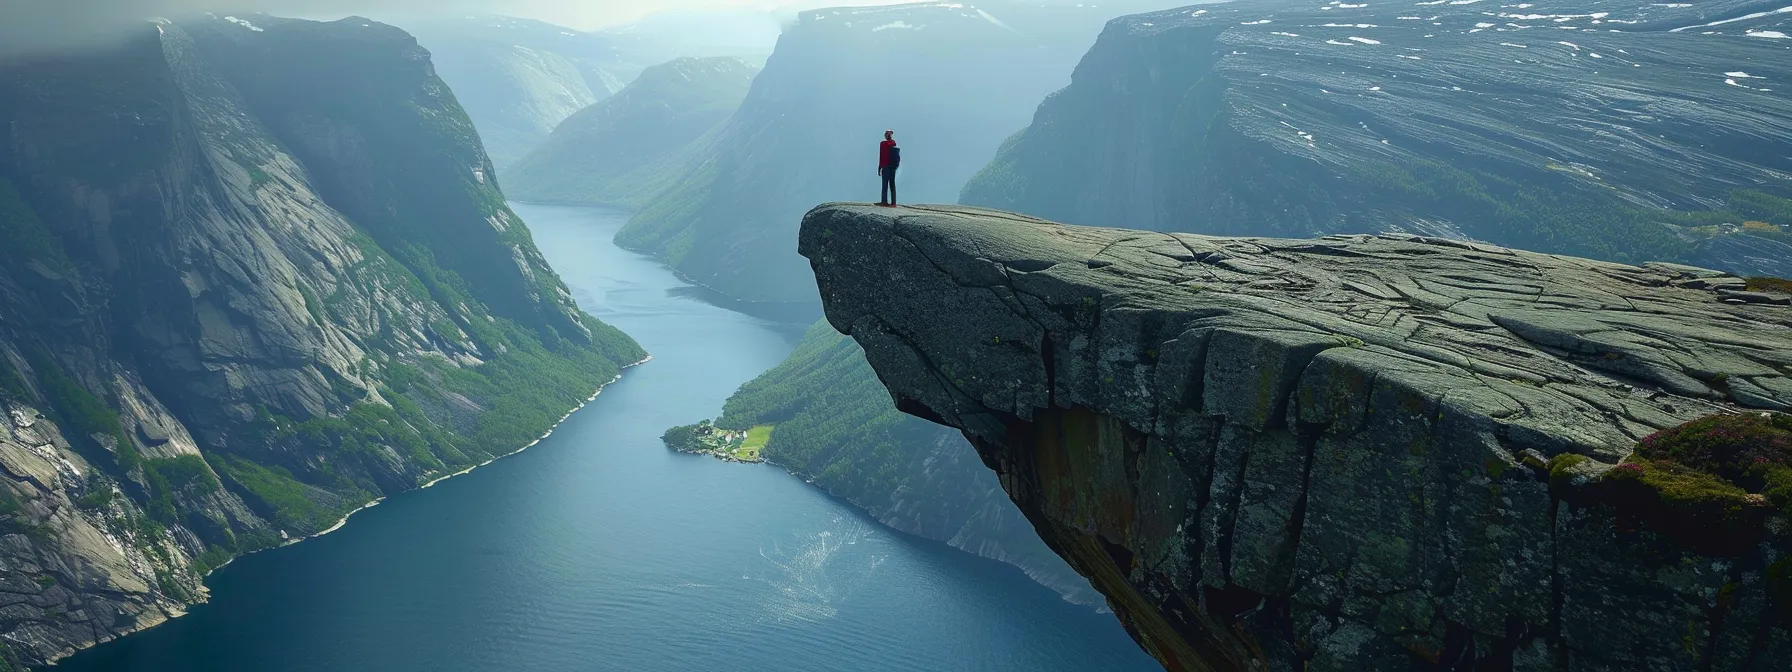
[508,57,758,209]
[0,15,642,666]
[617,0,1140,304]
[961,0,1792,277]
[402,15,655,171]
[713,322,1100,605]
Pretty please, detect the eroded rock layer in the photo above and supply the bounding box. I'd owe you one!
[801,203,1792,670]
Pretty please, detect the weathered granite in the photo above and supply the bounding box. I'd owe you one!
[801,203,1792,671]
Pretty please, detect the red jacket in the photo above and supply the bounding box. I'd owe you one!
[879,139,898,168]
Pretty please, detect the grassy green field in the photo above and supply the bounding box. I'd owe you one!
[738,425,774,461]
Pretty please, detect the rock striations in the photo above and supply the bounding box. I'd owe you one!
[801,203,1792,670]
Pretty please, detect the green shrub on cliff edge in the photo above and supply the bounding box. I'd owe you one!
[1627,412,1792,509]
[1748,277,1792,295]
[1557,412,1792,623]
[1595,413,1792,558]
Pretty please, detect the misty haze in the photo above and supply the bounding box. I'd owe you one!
[0,0,1788,671]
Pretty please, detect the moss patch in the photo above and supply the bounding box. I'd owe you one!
[1596,413,1792,555]
[1548,453,1590,493]
[1635,412,1792,508]
[1747,277,1792,295]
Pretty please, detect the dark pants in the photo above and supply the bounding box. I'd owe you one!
[880,166,898,204]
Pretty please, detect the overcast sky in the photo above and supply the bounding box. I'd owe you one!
[0,0,873,55]
[0,0,826,28]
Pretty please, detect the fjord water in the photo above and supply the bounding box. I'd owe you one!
[59,204,1156,672]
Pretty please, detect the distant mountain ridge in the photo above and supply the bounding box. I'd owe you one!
[507,57,758,209]
[402,15,659,171]
[615,0,1145,304]
[961,0,1792,277]
[402,13,779,174]
[0,15,641,666]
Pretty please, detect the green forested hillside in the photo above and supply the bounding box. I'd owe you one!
[0,15,642,665]
[508,57,757,209]
[709,322,1098,603]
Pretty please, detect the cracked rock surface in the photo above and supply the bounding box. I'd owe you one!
[801,203,1792,671]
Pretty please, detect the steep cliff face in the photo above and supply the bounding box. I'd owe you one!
[960,0,1792,278]
[508,57,759,209]
[800,203,1792,670]
[713,322,1100,604]
[618,0,1135,303]
[0,16,642,666]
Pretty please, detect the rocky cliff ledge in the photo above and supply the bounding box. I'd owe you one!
[799,204,1792,670]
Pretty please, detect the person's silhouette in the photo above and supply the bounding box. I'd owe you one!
[877,130,899,207]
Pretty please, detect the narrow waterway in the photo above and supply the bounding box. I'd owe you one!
[58,204,1157,671]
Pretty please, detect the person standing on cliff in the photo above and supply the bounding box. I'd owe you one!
[877,130,900,207]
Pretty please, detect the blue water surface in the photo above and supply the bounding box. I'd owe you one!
[58,204,1156,672]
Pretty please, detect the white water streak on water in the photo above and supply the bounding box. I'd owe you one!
[746,515,888,624]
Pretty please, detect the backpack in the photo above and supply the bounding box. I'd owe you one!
[889,145,901,168]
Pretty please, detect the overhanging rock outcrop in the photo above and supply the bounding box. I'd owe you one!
[799,203,1792,671]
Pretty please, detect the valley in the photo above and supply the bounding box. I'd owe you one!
[3,0,1791,669]
[52,204,1155,672]
[0,14,643,665]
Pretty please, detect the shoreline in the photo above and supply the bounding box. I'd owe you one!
[204,354,653,573]
[668,445,766,464]
[59,355,655,668]
[306,354,653,540]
